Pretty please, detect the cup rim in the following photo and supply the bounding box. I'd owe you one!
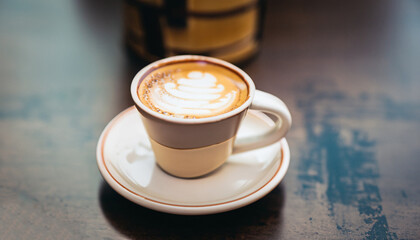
[130,55,256,124]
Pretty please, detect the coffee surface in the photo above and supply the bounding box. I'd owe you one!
[138,61,248,119]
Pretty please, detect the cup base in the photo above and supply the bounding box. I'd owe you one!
[149,137,235,178]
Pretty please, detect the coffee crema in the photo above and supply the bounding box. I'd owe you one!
[138,61,249,119]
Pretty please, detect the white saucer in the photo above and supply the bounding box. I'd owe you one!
[96,106,290,215]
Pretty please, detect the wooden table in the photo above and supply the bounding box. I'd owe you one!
[1,0,419,239]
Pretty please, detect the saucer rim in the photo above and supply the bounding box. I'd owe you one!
[96,106,290,215]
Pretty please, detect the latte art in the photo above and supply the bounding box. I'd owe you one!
[138,62,248,119]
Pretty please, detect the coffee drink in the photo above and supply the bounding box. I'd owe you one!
[138,61,249,119]
[131,55,291,178]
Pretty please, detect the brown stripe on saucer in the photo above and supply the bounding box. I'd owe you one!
[99,107,284,208]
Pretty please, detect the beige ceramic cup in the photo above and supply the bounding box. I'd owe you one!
[131,55,291,178]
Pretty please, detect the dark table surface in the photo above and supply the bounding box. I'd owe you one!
[1,0,420,239]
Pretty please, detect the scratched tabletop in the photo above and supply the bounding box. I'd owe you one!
[1,0,419,239]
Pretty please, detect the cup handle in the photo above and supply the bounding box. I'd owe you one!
[232,90,292,154]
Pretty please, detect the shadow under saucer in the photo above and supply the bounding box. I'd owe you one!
[98,180,285,239]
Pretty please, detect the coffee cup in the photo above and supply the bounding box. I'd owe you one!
[131,55,291,178]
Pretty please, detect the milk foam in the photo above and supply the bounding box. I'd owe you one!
[141,70,245,118]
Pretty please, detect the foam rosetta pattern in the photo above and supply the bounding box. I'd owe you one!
[145,71,241,118]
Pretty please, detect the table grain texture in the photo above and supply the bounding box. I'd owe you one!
[1,0,419,239]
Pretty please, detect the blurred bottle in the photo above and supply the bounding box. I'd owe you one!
[123,0,266,65]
